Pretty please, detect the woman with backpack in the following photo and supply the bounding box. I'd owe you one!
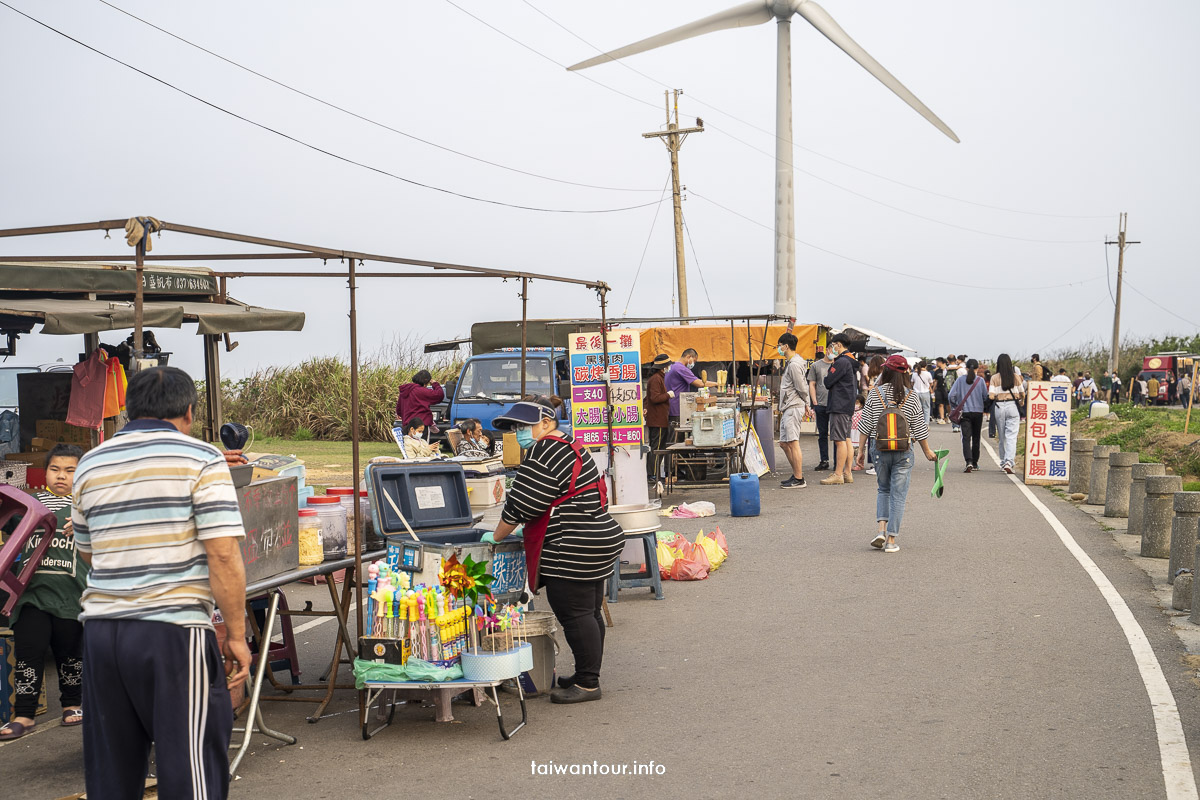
[948,358,987,472]
[856,355,936,554]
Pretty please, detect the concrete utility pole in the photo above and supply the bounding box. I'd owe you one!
[643,90,703,320]
[1105,212,1140,375]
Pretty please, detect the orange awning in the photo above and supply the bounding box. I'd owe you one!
[638,323,825,363]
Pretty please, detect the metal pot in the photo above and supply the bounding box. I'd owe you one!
[608,501,662,533]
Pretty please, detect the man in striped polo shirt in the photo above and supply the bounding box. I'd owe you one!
[73,366,251,799]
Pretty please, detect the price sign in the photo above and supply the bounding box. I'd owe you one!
[568,329,643,448]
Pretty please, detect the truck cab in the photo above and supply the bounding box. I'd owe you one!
[431,349,573,445]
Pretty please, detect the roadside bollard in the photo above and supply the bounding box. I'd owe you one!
[1190,535,1200,624]
[1104,452,1139,518]
[1141,475,1183,559]
[1087,445,1120,506]
[1069,438,1096,496]
[1129,463,1166,538]
[1174,572,1193,612]
[1169,492,1200,586]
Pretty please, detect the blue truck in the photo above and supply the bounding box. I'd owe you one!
[428,348,574,445]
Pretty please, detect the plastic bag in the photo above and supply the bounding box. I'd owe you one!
[668,551,709,580]
[404,657,464,682]
[709,526,729,555]
[670,501,716,519]
[695,531,726,571]
[656,540,677,579]
[352,656,463,689]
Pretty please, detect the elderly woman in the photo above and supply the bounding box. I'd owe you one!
[486,399,623,704]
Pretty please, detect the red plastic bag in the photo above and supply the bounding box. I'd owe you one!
[708,526,729,556]
[668,546,709,581]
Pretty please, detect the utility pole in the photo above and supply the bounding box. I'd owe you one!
[643,89,703,320]
[1105,212,1140,375]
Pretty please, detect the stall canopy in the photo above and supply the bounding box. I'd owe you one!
[835,324,917,354]
[0,296,304,335]
[641,323,822,362]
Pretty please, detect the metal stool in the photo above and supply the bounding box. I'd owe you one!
[606,531,664,602]
[0,485,58,616]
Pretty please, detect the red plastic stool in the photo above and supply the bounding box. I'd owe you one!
[248,591,302,685]
[0,485,59,616]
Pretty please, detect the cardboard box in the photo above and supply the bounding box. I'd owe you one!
[35,419,62,440]
[31,437,57,452]
[7,452,48,470]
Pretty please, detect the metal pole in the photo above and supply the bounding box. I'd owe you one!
[774,18,797,318]
[599,288,617,505]
[730,319,736,389]
[133,234,145,360]
[520,277,528,398]
[348,257,363,639]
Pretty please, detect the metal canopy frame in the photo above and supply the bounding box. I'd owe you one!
[0,217,615,729]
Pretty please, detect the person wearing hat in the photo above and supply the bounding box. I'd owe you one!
[820,332,860,485]
[644,354,672,481]
[855,355,936,553]
[484,398,624,703]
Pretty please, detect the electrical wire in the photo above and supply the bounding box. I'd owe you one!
[1039,295,1110,352]
[0,1,662,215]
[519,0,1114,221]
[622,173,673,315]
[688,189,1104,292]
[1104,240,1116,304]
[680,209,717,315]
[1124,280,1200,330]
[95,0,659,194]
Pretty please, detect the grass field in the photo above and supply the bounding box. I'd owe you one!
[248,436,403,489]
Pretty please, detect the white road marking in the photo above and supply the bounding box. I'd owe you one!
[288,601,359,636]
[982,439,1198,800]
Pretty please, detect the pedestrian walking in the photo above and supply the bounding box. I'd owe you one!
[912,360,933,427]
[807,349,833,471]
[488,399,624,704]
[855,355,886,474]
[989,353,1025,474]
[643,354,671,481]
[1078,372,1096,405]
[985,367,997,439]
[932,357,950,424]
[1181,371,1192,410]
[73,366,251,799]
[820,333,859,485]
[1167,373,1178,405]
[1099,370,1113,403]
[775,333,809,488]
[1111,373,1123,404]
[857,355,936,553]
[948,358,988,472]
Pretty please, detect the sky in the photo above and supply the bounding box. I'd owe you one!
[1,0,1197,378]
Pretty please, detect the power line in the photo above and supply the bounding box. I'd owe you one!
[1104,240,1116,304]
[1040,295,1110,352]
[0,1,662,215]
[680,209,716,315]
[519,0,1114,221]
[95,0,658,194]
[622,173,673,315]
[688,189,1104,292]
[1124,280,1200,330]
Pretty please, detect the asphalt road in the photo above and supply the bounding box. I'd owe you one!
[6,423,1200,799]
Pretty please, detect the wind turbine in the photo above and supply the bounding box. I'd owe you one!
[569,0,959,318]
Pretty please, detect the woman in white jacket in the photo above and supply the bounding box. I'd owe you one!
[989,353,1025,474]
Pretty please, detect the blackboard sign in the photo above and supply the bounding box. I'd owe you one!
[236,476,299,584]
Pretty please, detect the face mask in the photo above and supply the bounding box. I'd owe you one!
[777,345,787,357]
[515,427,535,449]
[828,346,839,359]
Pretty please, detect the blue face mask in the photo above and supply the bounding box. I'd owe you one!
[515,427,535,449]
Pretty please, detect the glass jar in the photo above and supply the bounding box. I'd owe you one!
[327,488,373,552]
[306,496,348,559]
[298,509,323,566]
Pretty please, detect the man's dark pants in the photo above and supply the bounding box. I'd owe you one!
[814,405,830,463]
[83,619,233,799]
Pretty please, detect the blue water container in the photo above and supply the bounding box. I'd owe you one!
[729,473,760,517]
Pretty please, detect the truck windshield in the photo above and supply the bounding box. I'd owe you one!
[0,367,37,407]
[457,359,553,402]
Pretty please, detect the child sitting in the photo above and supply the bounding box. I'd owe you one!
[1,444,87,740]
[401,418,440,459]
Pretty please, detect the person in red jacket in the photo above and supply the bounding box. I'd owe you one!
[395,370,445,433]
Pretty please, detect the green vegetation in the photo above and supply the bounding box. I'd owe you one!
[250,437,406,489]
[1039,333,1200,387]
[1075,403,1200,482]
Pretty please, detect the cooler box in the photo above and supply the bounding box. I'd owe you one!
[365,462,528,604]
[466,475,506,509]
[692,408,737,446]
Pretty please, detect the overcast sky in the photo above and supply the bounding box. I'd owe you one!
[1,0,1197,378]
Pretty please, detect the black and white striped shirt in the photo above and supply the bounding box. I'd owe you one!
[857,384,931,442]
[501,437,624,585]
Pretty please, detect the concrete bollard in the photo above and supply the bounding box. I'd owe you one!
[1141,475,1182,559]
[1087,445,1120,506]
[1191,538,1200,624]
[1070,438,1096,496]
[1129,463,1166,538]
[1174,573,1193,611]
[1169,492,1200,585]
[1104,452,1139,518]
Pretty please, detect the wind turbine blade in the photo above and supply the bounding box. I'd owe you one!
[568,0,774,71]
[794,0,960,142]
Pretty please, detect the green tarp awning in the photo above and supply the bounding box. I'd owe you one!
[0,297,304,335]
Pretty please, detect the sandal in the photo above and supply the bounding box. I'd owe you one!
[62,708,83,727]
[0,720,34,740]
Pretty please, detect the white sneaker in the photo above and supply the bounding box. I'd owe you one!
[871,533,887,549]
[883,539,900,553]
[865,467,876,475]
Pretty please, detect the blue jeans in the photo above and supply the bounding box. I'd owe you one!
[814,405,830,462]
[918,393,931,426]
[993,400,1021,468]
[875,449,915,537]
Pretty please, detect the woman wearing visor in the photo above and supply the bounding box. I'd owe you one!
[485,397,623,704]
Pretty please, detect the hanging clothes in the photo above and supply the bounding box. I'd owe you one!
[102,354,124,419]
[66,350,107,429]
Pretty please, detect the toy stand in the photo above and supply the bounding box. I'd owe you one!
[360,677,527,740]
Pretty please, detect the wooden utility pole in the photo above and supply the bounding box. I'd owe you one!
[643,90,703,320]
[1105,212,1140,375]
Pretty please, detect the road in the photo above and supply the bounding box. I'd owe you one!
[5,423,1200,799]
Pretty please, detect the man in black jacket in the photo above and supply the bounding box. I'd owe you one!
[821,333,859,485]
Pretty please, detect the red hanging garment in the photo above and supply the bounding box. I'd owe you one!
[66,350,107,429]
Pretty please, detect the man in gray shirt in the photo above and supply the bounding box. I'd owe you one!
[807,349,833,470]
[776,333,809,488]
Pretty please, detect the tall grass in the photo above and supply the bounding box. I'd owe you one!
[1040,333,1200,385]
[198,338,461,441]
